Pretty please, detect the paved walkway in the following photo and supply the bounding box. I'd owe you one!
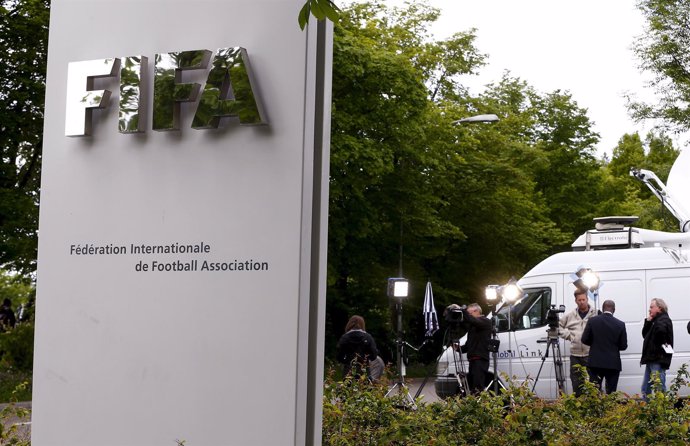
[0,401,31,443]
[392,377,442,403]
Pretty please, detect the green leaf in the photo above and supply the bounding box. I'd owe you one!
[320,0,341,22]
[298,1,311,30]
[299,0,340,29]
[310,0,326,20]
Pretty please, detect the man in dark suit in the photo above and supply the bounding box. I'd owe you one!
[581,300,628,394]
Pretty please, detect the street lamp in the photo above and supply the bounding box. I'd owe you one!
[452,113,500,125]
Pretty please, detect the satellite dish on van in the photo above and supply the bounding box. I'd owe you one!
[667,149,690,214]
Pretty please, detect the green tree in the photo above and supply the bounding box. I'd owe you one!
[601,131,680,231]
[645,131,679,180]
[608,133,646,179]
[327,1,477,355]
[629,0,690,131]
[0,269,33,309]
[528,90,603,240]
[325,2,603,359]
[0,0,49,274]
[430,77,569,299]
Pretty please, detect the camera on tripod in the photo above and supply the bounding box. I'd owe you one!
[546,304,565,337]
[444,304,467,324]
[546,304,565,328]
[533,304,567,393]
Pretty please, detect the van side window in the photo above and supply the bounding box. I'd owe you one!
[494,287,552,332]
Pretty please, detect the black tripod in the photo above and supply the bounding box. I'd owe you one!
[440,322,470,398]
[410,324,467,400]
[448,337,470,397]
[385,301,416,408]
[532,327,566,393]
[485,326,505,394]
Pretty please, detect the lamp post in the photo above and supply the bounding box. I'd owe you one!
[452,114,500,125]
[394,113,499,278]
[385,278,416,408]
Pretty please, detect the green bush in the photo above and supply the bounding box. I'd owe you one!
[0,369,31,402]
[0,322,34,372]
[323,365,690,445]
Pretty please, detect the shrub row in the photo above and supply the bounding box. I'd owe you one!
[0,322,34,372]
[323,365,690,445]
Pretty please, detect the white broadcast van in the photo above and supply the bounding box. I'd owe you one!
[435,150,690,399]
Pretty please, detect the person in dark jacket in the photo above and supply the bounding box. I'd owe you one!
[581,300,628,394]
[641,298,673,397]
[0,299,16,331]
[459,303,492,394]
[336,315,382,381]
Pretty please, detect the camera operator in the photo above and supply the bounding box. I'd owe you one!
[558,289,597,396]
[454,303,492,394]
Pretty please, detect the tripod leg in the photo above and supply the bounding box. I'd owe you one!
[385,381,417,409]
[551,341,566,394]
[484,372,506,393]
[531,345,550,392]
[447,347,469,397]
[384,382,399,398]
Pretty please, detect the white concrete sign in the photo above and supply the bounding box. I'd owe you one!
[33,1,331,445]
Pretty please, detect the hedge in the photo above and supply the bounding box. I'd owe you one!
[323,365,690,445]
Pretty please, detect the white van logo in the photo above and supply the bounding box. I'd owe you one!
[65,48,266,136]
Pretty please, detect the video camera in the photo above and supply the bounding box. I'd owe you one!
[546,304,565,336]
[444,304,467,324]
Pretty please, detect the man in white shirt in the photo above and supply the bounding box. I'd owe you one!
[559,289,597,396]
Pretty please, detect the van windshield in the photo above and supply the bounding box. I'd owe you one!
[493,287,552,332]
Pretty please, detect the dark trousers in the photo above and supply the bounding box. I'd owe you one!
[588,367,620,394]
[468,358,489,393]
[570,355,589,397]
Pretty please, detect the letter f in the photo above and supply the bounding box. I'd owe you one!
[65,58,118,136]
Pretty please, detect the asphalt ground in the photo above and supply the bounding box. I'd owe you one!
[393,377,442,403]
[0,401,31,443]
